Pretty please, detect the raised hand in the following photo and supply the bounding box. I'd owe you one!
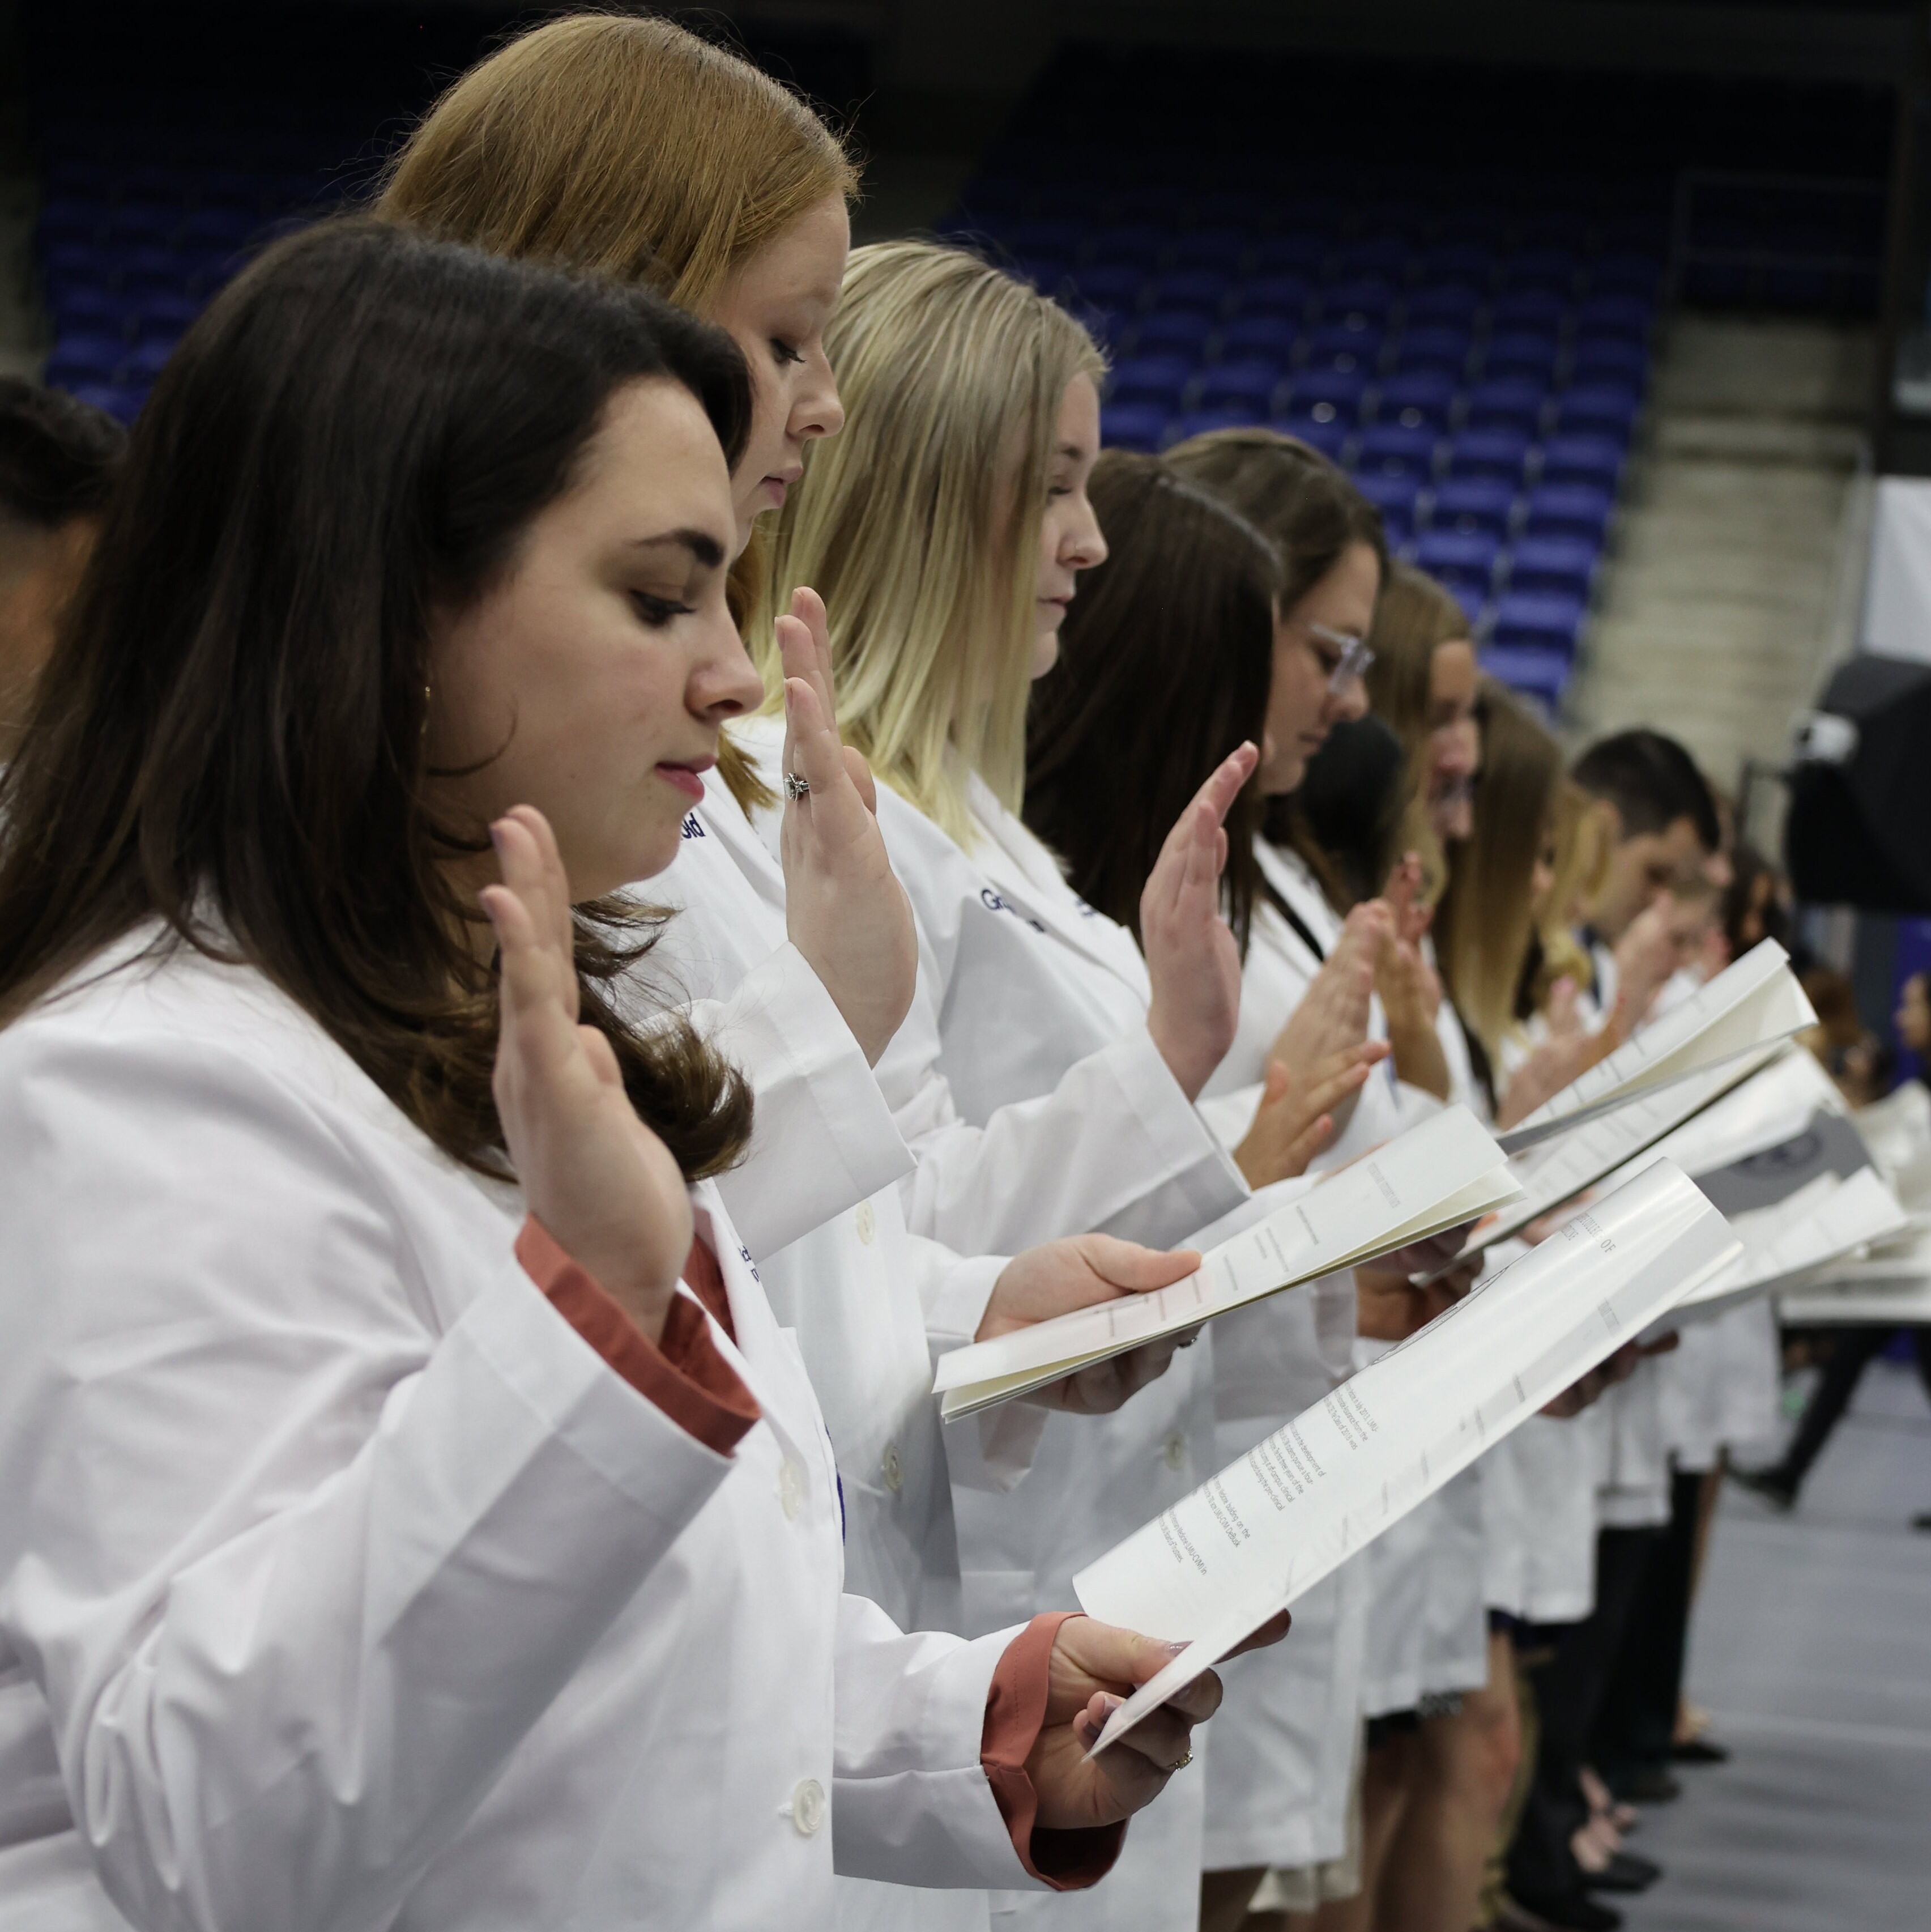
[1269,902,1388,1075]
[1612,893,1681,1032]
[977,1235,1203,1414]
[1233,1042,1389,1188]
[1354,1250,1481,1342]
[1494,976,1629,1131]
[483,806,693,1342]
[1143,743,1259,1100]
[775,587,918,1065]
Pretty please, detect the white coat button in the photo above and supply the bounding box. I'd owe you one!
[881,1442,903,1492]
[778,1459,805,1520]
[855,1200,876,1245]
[792,1777,827,1836]
[1163,1431,1188,1472]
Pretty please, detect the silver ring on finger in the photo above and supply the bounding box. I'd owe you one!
[783,771,811,801]
[1169,1747,1193,1772]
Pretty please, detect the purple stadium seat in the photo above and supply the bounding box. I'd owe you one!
[1284,368,1369,425]
[1490,590,1587,655]
[1108,354,1195,407]
[1355,423,1440,479]
[1134,310,1217,357]
[1391,326,1472,378]
[1429,476,1520,538]
[1523,482,1613,543]
[46,333,129,385]
[63,381,146,425]
[1464,377,1548,437]
[1507,535,1599,599]
[1554,385,1642,444]
[50,286,130,337]
[1480,644,1571,712]
[1220,314,1301,361]
[1301,323,1383,377]
[1447,428,1531,484]
[1375,372,1456,432]
[134,291,203,342]
[1195,361,1285,414]
[1353,472,1422,543]
[1270,414,1350,462]
[1235,274,1313,321]
[1415,529,1502,591]
[1539,435,1625,492]
[1102,402,1171,452]
[1481,332,1559,384]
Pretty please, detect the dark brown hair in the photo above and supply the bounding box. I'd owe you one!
[1163,426,1389,906]
[0,218,754,1178]
[0,377,125,528]
[1025,449,1281,953]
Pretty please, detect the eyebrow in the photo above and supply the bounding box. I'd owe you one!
[628,529,726,570]
[1055,442,1090,462]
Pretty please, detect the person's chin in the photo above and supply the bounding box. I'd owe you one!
[1030,631,1063,679]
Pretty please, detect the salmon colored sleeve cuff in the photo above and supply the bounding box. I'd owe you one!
[515,1216,758,1456]
[980,1611,1127,1891]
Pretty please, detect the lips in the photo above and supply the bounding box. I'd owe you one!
[655,755,715,802]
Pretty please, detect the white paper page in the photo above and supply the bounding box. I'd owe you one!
[1497,941,1815,1155]
[1656,1168,1908,1333]
[1076,1161,1739,1752]
[1446,1045,1785,1271]
[933,1106,1517,1419]
[1779,1266,1931,1324]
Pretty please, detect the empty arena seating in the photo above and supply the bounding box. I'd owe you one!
[944,151,1662,713]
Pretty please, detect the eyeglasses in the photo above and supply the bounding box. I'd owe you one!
[1303,621,1375,693]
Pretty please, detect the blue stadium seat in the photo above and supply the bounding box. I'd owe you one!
[1375,372,1456,432]
[1554,385,1641,445]
[1355,423,1440,479]
[1353,472,1422,544]
[1418,244,1494,290]
[64,381,146,425]
[37,195,108,245]
[1409,288,1482,334]
[124,338,174,383]
[1195,361,1285,414]
[1154,270,1234,316]
[1108,354,1195,407]
[1507,535,1599,599]
[1576,295,1653,343]
[1429,477,1519,539]
[1391,326,1472,378]
[1489,290,1570,336]
[1523,482,1613,543]
[1588,252,1664,300]
[1011,254,1072,296]
[1435,579,1487,627]
[1235,274,1312,321]
[45,332,129,385]
[1540,435,1624,492]
[1005,218,1086,261]
[1334,236,1411,283]
[1316,280,1397,329]
[1134,311,1217,357]
[1570,337,1649,389]
[50,286,131,337]
[1089,223,1167,267]
[180,207,257,253]
[1464,378,1548,437]
[1283,368,1369,425]
[1301,323,1383,376]
[44,239,116,289]
[1270,414,1350,462]
[1415,529,1502,593]
[1499,250,1578,297]
[1480,644,1571,712]
[1073,304,1131,353]
[1070,264,1151,310]
[1251,234,1329,278]
[1220,314,1301,361]
[1167,407,1263,445]
[1447,428,1531,484]
[1490,591,1586,656]
[1170,228,1250,271]
[1481,332,1559,384]
[1102,402,1171,452]
[134,291,203,342]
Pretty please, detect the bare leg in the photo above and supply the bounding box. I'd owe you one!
[1312,1730,1416,1932]
[1372,1638,1521,1932]
[1200,1867,1267,1932]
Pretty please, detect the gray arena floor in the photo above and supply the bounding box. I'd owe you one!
[1617,1356,1931,1932]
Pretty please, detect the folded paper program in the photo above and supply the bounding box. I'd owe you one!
[1074,1159,1740,1754]
[1497,939,1817,1155]
[932,1105,1519,1419]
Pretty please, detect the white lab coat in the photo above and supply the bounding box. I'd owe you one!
[1192,837,1396,1870]
[0,935,1038,1932]
[729,721,1248,1932]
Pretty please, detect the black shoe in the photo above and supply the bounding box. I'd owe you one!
[1507,1887,1623,1932]
[1912,1512,1931,1532]
[1672,1734,1730,1765]
[1582,1850,1663,1895]
[1730,1465,1797,1510]
[1610,1763,1682,1804]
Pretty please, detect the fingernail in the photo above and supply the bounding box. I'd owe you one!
[488,821,507,853]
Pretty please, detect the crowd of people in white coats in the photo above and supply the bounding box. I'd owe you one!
[0,17,1800,1932]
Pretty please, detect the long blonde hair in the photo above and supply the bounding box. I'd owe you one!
[376,12,856,312]
[1531,781,1616,1010]
[762,241,1105,845]
[1435,678,1563,1058]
